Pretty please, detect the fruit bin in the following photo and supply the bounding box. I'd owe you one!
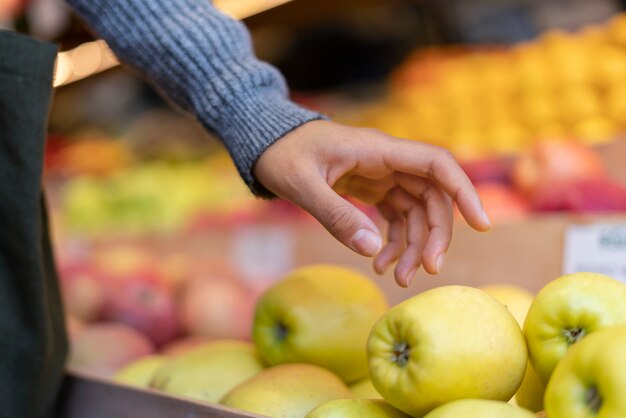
[55,371,265,418]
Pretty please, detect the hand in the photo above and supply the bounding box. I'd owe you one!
[253,120,491,287]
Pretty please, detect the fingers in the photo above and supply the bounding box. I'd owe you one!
[395,173,453,275]
[376,136,491,232]
[373,201,405,275]
[290,172,383,258]
[380,187,428,287]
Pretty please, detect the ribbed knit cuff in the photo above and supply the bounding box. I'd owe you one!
[197,91,323,197]
[66,0,326,198]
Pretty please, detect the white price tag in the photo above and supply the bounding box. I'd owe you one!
[231,225,294,284]
[563,223,626,283]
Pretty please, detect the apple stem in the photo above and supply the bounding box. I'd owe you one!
[275,322,289,341]
[391,341,410,367]
[564,327,586,346]
[585,386,602,414]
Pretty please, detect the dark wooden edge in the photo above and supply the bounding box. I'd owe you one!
[54,371,267,418]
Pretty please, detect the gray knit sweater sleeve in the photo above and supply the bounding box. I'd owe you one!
[65,0,323,197]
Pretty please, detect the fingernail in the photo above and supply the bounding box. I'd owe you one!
[405,268,416,286]
[481,209,492,228]
[352,229,382,256]
[436,254,445,274]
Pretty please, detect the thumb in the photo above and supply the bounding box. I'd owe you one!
[295,177,382,257]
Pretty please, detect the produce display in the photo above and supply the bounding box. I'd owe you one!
[462,139,626,222]
[344,14,626,159]
[65,262,626,418]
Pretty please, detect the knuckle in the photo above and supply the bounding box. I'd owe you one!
[325,205,356,233]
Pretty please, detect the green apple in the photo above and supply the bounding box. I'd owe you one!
[545,325,626,418]
[253,264,388,383]
[523,272,626,385]
[423,399,536,418]
[480,284,544,411]
[349,377,382,399]
[113,355,167,388]
[367,286,527,417]
[150,340,264,403]
[220,363,353,417]
[306,399,410,418]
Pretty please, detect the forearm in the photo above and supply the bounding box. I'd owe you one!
[65,0,322,196]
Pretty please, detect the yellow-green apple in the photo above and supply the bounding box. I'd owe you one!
[367,286,527,417]
[113,355,167,388]
[423,399,536,418]
[67,322,155,378]
[253,264,388,383]
[220,363,352,417]
[150,340,264,403]
[514,363,545,412]
[480,284,545,411]
[479,284,534,325]
[545,326,626,418]
[349,378,382,399]
[306,399,410,418]
[523,272,626,385]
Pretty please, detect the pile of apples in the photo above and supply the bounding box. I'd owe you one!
[461,139,626,222]
[76,263,626,418]
[60,244,264,376]
[344,13,626,159]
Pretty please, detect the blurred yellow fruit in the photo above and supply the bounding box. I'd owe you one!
[606,82,626,124]
[573,116,619,145]
[558,85,602,123]
[608,13,626,45]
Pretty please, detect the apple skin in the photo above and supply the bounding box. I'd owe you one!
[367,286,527,417]
[512,140,605,196]
[349,378,382,399]
[101,268,180,347]
[150,340,264,404]
[253,264,388,383]
[545,326,626,418]
[530,178,626,213]
[306,399,411,418]
[523,272,626,385]
[67,322,155,378]
[422,399,536,418]
[113,355,167,388]
[475,184,529,222]
[159,336,212,356]
[220,363,353,418]
[58,262,106,322]
[479,285,545,411]
[178,274,254,341]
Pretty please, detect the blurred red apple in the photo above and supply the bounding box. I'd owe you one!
[67,322,155,378]
[512,140,605,195]
[461,158,511,185]
[160,336,212,356]
[58,263,106,322]
[475,183,530,221]
[531,178,626,213]
[101,268,180,347]
[178,273,254,341]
